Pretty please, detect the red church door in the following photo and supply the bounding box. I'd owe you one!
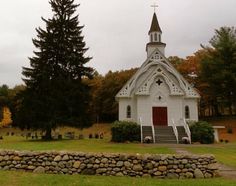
[152,107,168,126]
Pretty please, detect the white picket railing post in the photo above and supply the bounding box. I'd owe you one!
[151,117,156,144]
[139,117,143,143]
[181,118,191,144]
[171,119,179,144]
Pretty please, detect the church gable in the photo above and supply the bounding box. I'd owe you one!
[116,48,200,99]
[135,65,184,96]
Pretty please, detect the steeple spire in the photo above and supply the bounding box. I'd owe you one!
[146,5,166,57]
[149,12,162,34]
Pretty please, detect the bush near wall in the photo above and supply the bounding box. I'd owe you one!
[111,121,140,142]
[190,121,214,144]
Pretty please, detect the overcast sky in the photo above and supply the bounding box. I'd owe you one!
[0,0,236,87]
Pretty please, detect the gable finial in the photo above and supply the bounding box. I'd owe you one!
[151,2,158,13]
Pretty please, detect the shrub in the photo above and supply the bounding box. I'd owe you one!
[190,121,214,144]
[186,120,197,126]
[111,121,140,142]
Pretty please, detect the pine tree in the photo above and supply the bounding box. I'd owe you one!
[15,0,94,139]
[201,27,236,115]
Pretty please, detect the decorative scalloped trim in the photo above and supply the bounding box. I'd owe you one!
[116,48,200,98]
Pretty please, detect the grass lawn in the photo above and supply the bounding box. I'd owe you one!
[0,171,235,186]
[0,136,173,154]
[1,136,236,168]
[1,137,236,185]
[186,143,236,168]
[185,143,236,168]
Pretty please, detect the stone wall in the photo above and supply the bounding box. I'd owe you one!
[0,150,219,179]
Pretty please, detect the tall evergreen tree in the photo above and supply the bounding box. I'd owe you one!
[15,0,93,139]
[201,27,236,115]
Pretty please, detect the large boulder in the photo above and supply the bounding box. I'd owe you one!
[33,166,45,174]
[194,169,204,178]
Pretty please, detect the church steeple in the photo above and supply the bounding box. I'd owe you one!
[149,12,162,34]
[146,10,166,57]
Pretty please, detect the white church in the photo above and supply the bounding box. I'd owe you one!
[116,11,200,144]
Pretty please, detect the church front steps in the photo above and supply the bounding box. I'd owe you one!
[142,126,186,144]
[154,126,177,144]
[142,126,154,143]
[177,126,188,144]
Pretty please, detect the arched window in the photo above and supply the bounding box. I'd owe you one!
[127,105,131,118]
[185,106,190,119]
[154,33,158,41]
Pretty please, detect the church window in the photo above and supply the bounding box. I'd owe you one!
[127,105,131,118]
[185,106,190,119]
[151,34,153,42]
[154,33,158,41]
[156,79,163,86]
[159,34,161,42]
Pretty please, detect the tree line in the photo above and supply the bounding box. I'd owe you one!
[169,27,236,117]
[0,0,235,139]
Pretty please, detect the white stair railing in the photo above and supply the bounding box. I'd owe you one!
[180,118,191,144]
[151,117,156,143]
[139,117,143,143]
[171,119,179,144]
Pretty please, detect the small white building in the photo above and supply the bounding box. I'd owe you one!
[116,12,200,143]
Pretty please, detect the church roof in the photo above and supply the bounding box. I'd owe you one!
[116,48,200,99]
[149,12,162,34]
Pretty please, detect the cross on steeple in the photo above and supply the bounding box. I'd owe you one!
[151,2,158,12]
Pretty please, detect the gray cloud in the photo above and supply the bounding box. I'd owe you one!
[0,0,236,87]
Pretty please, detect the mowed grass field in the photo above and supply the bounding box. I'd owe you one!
[0,136,173,154]
[1,123,236,186]
[1,137,236,167]
[1,123,236,167]
[186,143,236,168]
[0,171,235,186]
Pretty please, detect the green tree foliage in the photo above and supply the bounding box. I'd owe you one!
[8,85,25,122]
[201,27,236,115]
[0,85,9,105]
[168,56,184,69]
[169,27,236,117]
[111,121,140,142]
[0,84,25,122]
[0,85,9,121]
[87,68,138,123]
[14,0,93,140]
[190,121,214,144]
